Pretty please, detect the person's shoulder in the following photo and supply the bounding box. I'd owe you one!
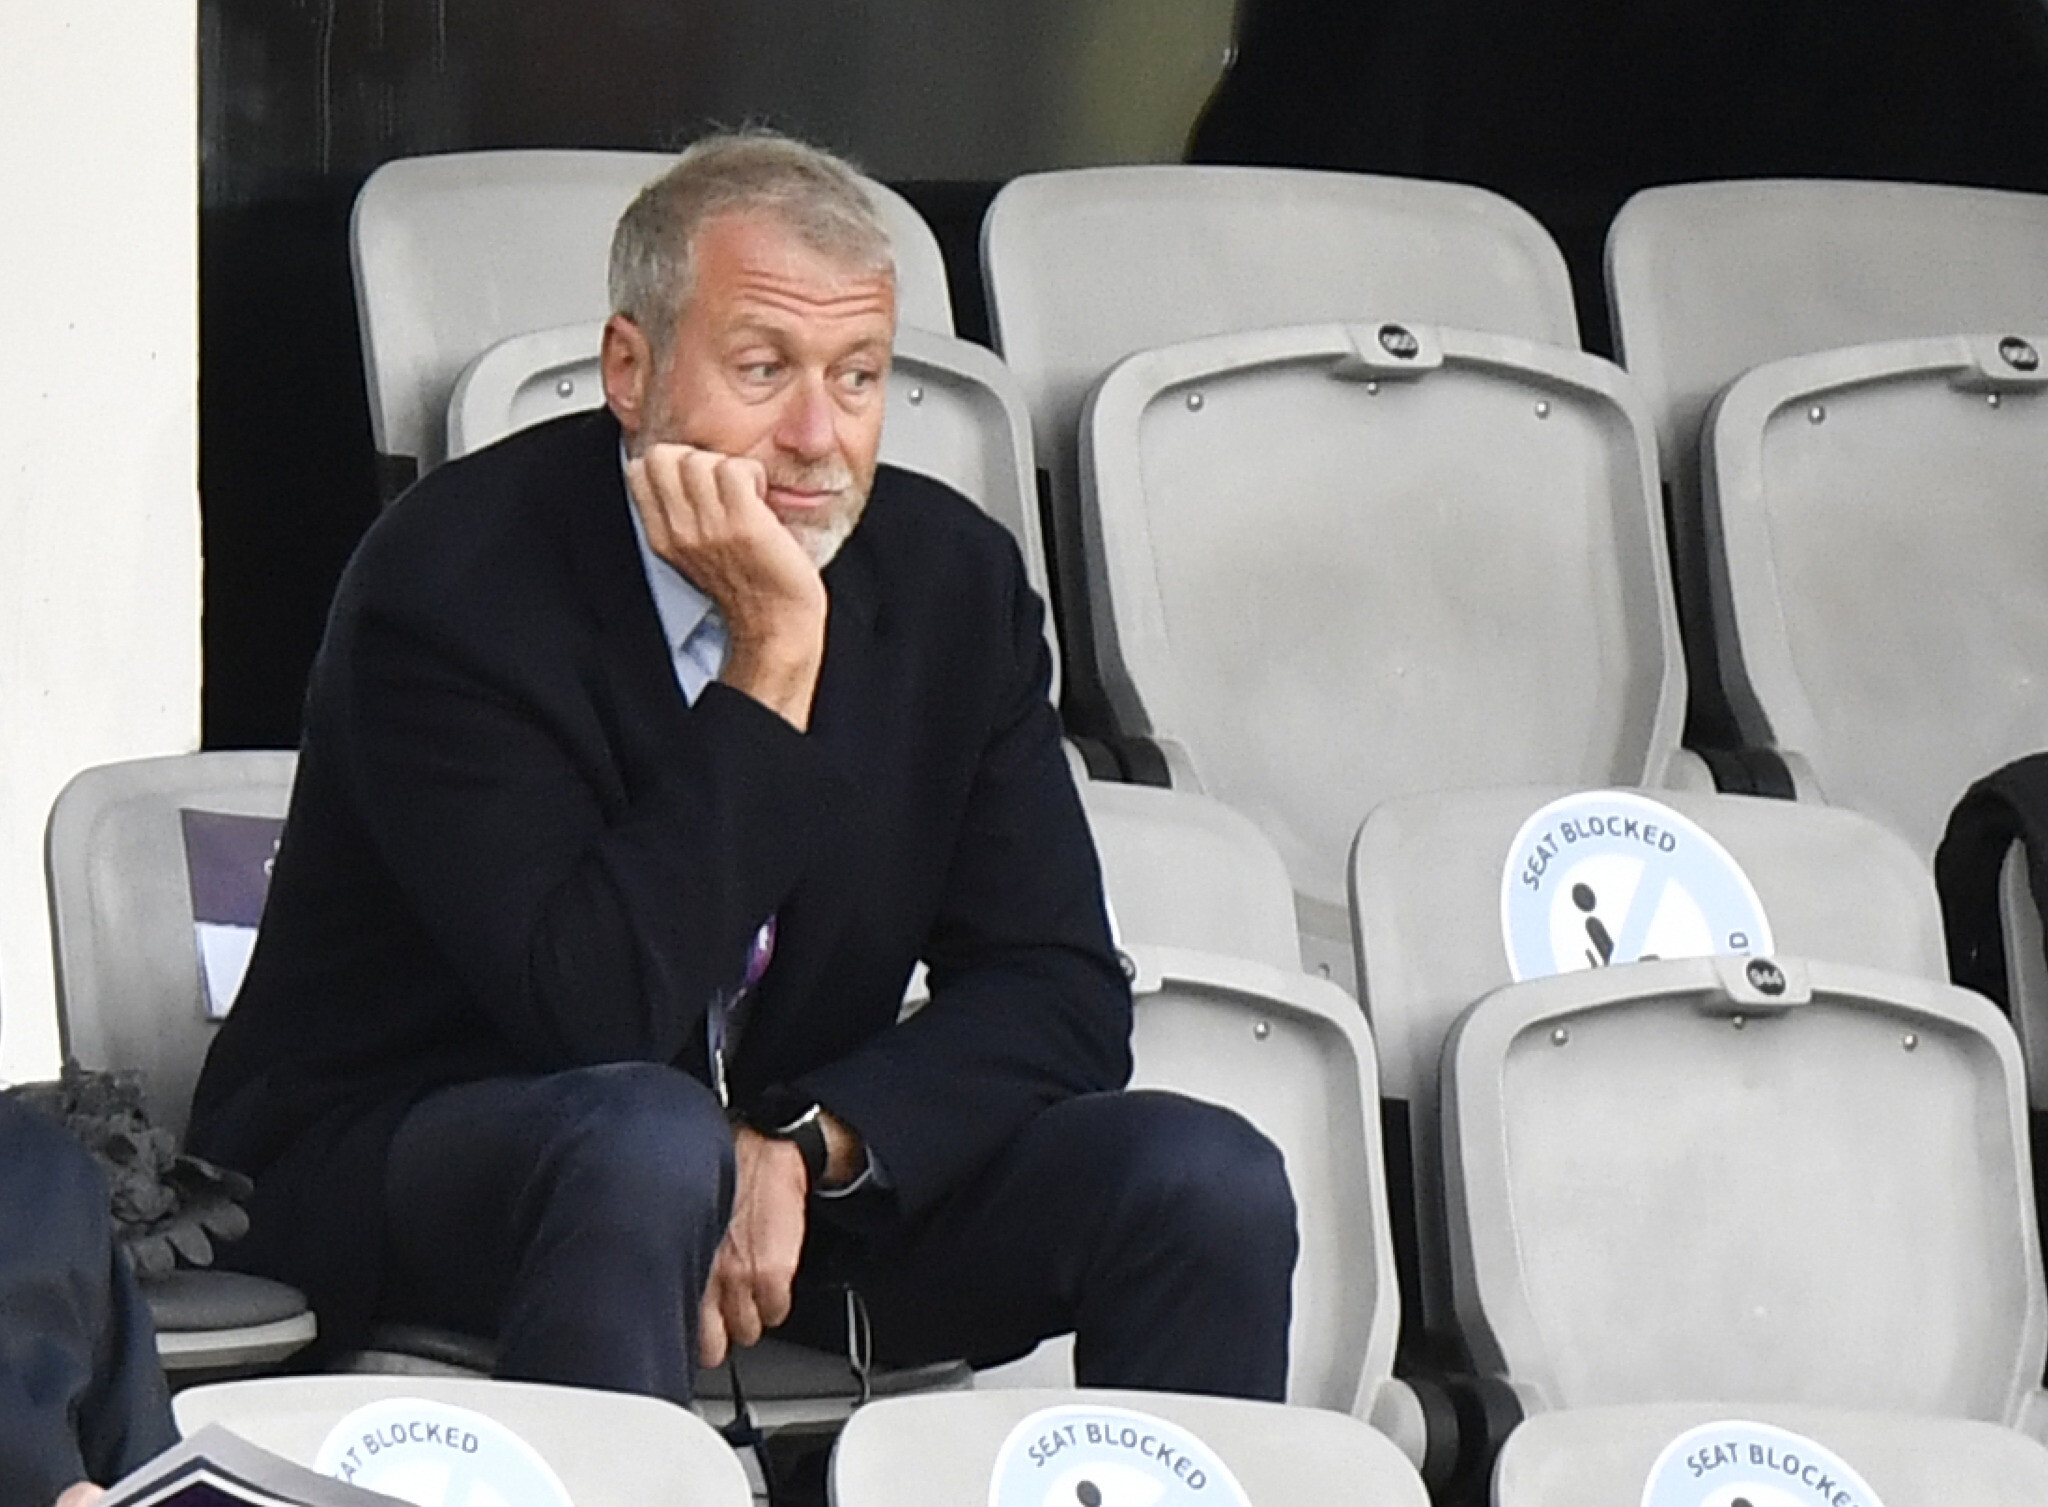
[855,464,1027,578]
[342,410,621,605]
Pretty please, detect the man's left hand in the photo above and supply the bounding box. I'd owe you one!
[699,1126,810,1369]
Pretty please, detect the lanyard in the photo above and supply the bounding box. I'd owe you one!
[707,914,777,1108]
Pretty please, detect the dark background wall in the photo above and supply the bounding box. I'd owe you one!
[1190,0,2048,352]
[200,0,2048,747]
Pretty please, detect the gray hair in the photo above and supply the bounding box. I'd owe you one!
[608,128,896,357]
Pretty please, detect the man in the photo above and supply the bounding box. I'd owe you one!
[0,1096,177,1506]
[188,130,1296,1403]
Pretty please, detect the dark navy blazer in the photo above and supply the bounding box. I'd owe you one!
[188,408,1131,1353]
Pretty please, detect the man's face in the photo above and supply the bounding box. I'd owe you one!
[635,210,895,566]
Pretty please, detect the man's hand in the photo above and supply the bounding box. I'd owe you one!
[55,1484,104,1507]
[698,1126,811,1370]
[627,443,827,730]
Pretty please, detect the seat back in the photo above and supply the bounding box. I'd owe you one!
[1351,784,1949,1356]
[1607,180,2048,501]
[831,1388,1430,1507]
[1085,321,1685,971]
[1443,954,2046,1423]
[173,1374,751,1507]
[1701,331,2048,856]
[351,148,953,478]
[446,321,1060,702]
[1080,780,1300,973]
[983,164,1579,730]
[46,751,296,1141]
[1605,180,2048,748]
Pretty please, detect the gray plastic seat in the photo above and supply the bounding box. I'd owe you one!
[1496,1403,2048,1507]
[983,164,1578,521]
[445,319,1059,705]
[45,751,316,1373]
[1700,330,2048,857]
[1083,321,1695,980]
[1355,785,2048,1496]
[1606,179,2048,759]
[1080,780,1300,974]
[351,147,953,481]
[173,1374,751,1507]
[1351,785,1951,1360]
[1440,953,2048,1494]
[832,1388,1429,1507]
[982,164,1581,740]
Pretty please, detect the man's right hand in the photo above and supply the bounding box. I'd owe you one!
[627,443,827,730]
[698,1125,811,1370]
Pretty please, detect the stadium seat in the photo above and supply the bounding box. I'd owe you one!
[351,148,953,485]
[1080,780,1300,973]
[45,751,316,1373]
[172,1374,751,1507]
[1352,782,2048,1490]
[444,320,1060,701]
[1441,953,2048,1487]
[1082,320,1696,981]
[1605,179,2048,761]
[982,163,1581,740]
[1352,785,1949,1368]
[1698,330,2048,857]
[1495,1402,2048,1507]
[831,1388,1430,1507]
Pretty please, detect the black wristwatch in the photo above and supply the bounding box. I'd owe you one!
[741,1086,829,1190]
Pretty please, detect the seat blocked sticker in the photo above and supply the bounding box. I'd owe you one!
[1641,1418,1886,1507]
[1501,790,1773,982]
[315,1395,572,1507]
[990,1403,1251,1507]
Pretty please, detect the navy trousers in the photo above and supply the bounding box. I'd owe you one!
[383,1063,1297,1404]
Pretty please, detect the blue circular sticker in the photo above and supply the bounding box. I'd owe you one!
[988,1404,1252,1507]
[1641,1419,1887,1507]
[314,1396,573,1507]
[1501,791,1773,982]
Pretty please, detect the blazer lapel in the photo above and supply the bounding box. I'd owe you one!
[808,485,888,767]
[555,412,697,784]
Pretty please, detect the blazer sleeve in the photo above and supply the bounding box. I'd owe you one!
[333,543,858,1075]
[792,561,1133,1215]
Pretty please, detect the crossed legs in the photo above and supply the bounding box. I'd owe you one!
[382,1067,1297,1404]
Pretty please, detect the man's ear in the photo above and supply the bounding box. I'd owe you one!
[601,314,653,438]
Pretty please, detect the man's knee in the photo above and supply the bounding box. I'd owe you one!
[1080,1090,1299,1269]
[526,1062,733,1224]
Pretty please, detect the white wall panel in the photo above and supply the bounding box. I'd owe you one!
[0,2,201,1080]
